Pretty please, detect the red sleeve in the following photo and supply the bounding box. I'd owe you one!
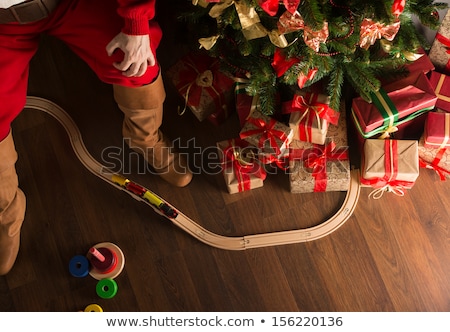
[116,0,156,35]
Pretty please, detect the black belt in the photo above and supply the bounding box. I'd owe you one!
[0,0,60,24]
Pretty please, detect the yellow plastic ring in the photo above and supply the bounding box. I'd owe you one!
[84,304,103,312]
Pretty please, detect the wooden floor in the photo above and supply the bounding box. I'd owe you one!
[1,2,450,312]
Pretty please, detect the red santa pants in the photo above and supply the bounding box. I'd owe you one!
[0,0,162,141]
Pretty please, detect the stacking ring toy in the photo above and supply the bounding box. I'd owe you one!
[88,242,125,280]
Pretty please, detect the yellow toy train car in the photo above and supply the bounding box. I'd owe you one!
[111,174,178,219]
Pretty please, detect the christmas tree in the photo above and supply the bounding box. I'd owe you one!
[182,0,448,114]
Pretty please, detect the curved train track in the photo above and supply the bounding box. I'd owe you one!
[25,96,361,250]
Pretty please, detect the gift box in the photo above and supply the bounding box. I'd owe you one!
[423,111,450,149]
[350,108,428,155]
[288,104,350,193]
[217,138,266,194]
[429,10,450,75]
[403,48,435,75]
[361,139,419,197]
[282,91,340,145]
[239,109,293,157]
[166,51,235,122]
[428,71,450,112]
[351,71,436,139]
[418,135,450,181]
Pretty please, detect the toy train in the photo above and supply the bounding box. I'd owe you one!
[111,174,178,219]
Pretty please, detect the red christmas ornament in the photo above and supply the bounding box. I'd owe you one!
[431,9,440,21]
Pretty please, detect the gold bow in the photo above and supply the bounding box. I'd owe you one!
[206,0,287,48]
[380,40,423,61]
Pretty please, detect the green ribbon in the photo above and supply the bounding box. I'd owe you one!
[352,88,433,139]
[371,89,399,128]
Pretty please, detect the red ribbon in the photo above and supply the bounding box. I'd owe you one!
[291,93,340,125]
[297,68,318,89]
[290,141,349,192]
[306,142,349,192]
[391,0,406,18]
[282,93,339,142]
[419,148,449,181]
[240,117,289,155]
[176,54,226,110]
[435,33,450,72]
[222,140,266,192]
[259,153,289,170]
[271,48,301,77]
[259,0,301,16]
[360,140,415,194]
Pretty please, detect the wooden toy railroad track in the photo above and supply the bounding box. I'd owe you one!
[25,96,361,250]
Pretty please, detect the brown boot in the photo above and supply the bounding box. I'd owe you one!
[113,73,193,187]
[0,131,26,276]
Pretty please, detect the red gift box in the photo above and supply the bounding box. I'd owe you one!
[428,71,450,113]
[351,72,436,139]
[350,109,428,156]
[216,138,266,194]
[424,111,450,149]
[166,51,235,122]
[403,48,435,75]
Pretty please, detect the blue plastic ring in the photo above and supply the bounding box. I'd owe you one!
[69,255,90,278]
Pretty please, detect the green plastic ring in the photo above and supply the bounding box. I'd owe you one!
[96,278,118,299]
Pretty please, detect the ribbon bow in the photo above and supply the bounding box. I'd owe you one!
[176,56,222,116]
[391,0,406,18]
[361,140,415,198]
[277,11,329,52]
[271,48,301,77]
[290,93,340,125]
[359,18,400,50]
[259,0,301,16]
[302,141,349,192]
[223,142,266,192]
[240,117,289,155]
[368,183,406,199]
